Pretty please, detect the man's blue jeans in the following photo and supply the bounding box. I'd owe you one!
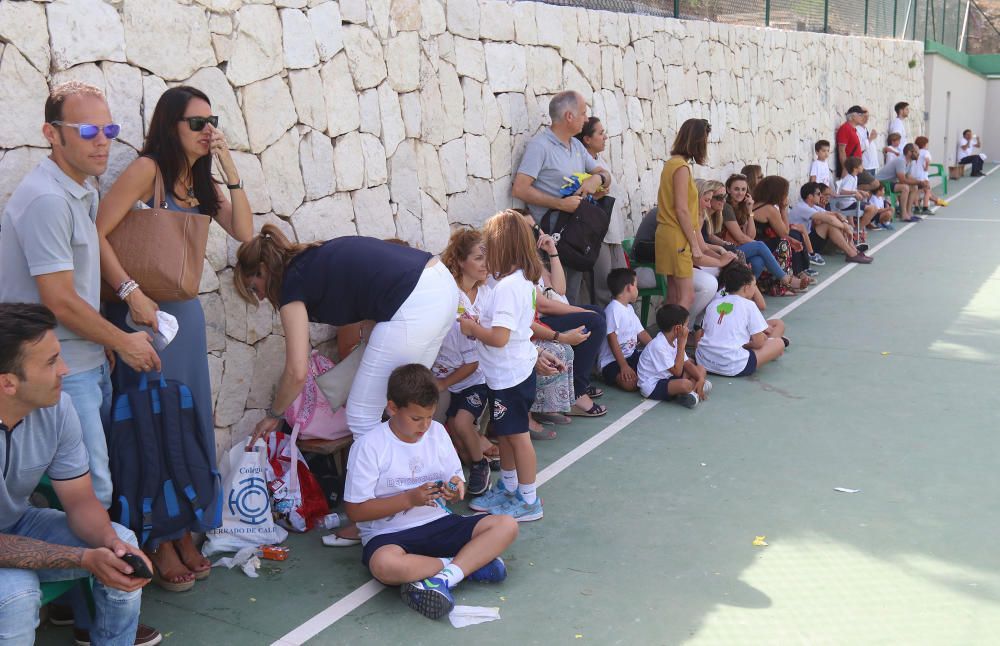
[0,508,141,645]
[61,361,113,508]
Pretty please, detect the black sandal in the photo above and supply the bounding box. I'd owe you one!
[568,402,608,417]
[585,385,604,399]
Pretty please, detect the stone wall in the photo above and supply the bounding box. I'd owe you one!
[0,0,924,458]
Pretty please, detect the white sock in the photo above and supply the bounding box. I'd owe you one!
[436,563,465,588]
[501,469,517,491]
[439,557,452,569]
[518,482,537,504]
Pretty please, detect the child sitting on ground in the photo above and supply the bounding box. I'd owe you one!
[696,264,786,377]
[599,268,654,392]
[636,304,710,408]
[343,364,519,621]
[432,229,491,495]
[809,139,833,187]
[867,183,895,230]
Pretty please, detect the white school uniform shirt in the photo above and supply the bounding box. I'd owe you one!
[477,271,538,390]
[869,194,886,209]
[834,173,859,211]
[884,146,900,165]
[809,159,832,186]
[598,299,645,370]
[344,420,464,545]
[637,332,687,398]
[431,288,486,394]
[909,149,930,181]
[695,293,768,377]
[857,126,880,170]
[889,116,907,150]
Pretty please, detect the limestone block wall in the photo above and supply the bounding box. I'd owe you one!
[0,0,924,457]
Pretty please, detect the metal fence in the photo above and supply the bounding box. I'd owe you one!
[537,0,1000,53]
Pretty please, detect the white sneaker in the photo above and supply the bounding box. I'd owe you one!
[703,380,713,396]
[322,533,361,547]
[678,392,700,409]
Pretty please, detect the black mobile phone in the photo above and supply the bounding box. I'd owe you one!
[121,552,153,579]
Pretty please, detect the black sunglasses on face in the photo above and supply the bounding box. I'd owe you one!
[711,194,726,201]
[179,116,219,131]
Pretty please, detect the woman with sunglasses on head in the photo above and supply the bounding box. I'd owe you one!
[96,86,252,591]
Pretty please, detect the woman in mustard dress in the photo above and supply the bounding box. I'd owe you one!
[656,118,711,310]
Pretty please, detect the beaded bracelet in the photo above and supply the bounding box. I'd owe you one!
[117,279,139,301]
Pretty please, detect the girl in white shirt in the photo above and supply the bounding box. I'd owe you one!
[696,264,787,377]
[883,132,901,165]
[460,210,545,522]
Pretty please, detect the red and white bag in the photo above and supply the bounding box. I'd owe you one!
[265,431,329,532]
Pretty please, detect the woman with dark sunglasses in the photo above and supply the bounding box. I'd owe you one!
[96,86,253,592]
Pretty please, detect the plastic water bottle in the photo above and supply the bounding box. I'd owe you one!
[320,512,349,530]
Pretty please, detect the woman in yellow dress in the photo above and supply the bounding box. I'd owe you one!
[656,118,711,310]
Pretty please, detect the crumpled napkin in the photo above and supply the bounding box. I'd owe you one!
[211,545,261,578]
[448,605,500,628]
[126,311,179,351]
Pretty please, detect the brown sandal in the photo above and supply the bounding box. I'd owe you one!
[175,536,211,581]
[147,545,195,592]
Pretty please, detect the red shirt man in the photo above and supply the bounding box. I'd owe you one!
[835,106,865,176]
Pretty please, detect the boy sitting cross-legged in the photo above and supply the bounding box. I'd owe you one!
[599,268,654,392]
[343,364,519,620]
[636,304,711,408]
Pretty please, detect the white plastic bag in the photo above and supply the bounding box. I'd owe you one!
[202,440,287,557]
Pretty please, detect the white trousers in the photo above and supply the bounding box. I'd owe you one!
[346,261,458,438]
[690,268,718,327]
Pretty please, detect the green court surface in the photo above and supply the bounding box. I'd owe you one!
[37,169,1000,645]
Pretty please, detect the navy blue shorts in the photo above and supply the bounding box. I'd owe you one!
[647,376,682,401]
[446,384,489,420]
[601,350,642,385]
[735,351,758,377]
[488,373,536,437]
[362,514,487,567]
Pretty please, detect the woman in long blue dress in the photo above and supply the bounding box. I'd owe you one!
[97,86,252,591]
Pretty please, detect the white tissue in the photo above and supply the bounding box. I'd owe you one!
[448,605,500,628]
[211,545,260,578]
[125,311,179,351]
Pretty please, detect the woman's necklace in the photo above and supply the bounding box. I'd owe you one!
[179,177,199,208]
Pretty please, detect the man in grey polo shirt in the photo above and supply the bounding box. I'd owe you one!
[876,143,926,222]
[513,91,612,304]
[0,82,159,511]
[0,303,151,645]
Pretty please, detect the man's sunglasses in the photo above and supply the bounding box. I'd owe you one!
[49,121,121,140]
[179,116,219,131]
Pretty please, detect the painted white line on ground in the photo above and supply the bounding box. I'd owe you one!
[924,217,1000,222]
[274,164,998,646]
[272,579,385,646]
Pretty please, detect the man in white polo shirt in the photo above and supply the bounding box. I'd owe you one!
[0,303,152,645]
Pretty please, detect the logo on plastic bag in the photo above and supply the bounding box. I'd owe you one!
[228,475,269,526]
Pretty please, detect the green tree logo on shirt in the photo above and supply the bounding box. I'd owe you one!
[716,302,733,325]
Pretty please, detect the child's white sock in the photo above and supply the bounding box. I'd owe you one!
[439,557,452,569]
[501,469,517,491]
[436,563,465,588]
[518,482,537,504]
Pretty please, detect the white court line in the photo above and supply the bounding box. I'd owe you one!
[272,164,997,646]
[924,217,1000,223]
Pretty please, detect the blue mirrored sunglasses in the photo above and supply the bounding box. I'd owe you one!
[50,121,121,140]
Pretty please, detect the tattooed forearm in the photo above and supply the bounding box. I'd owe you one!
[0,533,86,570]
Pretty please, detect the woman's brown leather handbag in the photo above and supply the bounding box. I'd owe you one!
[103,168,210,302]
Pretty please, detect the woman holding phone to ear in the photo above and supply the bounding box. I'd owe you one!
[96,86,253,591]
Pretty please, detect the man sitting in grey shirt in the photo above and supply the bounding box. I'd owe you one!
[0,303,152,645]
[512,91,612,303]
[876,143,926,222]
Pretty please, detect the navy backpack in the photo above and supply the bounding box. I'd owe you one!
[109,374,222,547]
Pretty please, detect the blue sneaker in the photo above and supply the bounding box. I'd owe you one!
[400,576,454,619]
[491,492,543,522]
[881,221,896,231]
[808,252,826,266]
[468,557,507,583]
[469,479,514,512]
